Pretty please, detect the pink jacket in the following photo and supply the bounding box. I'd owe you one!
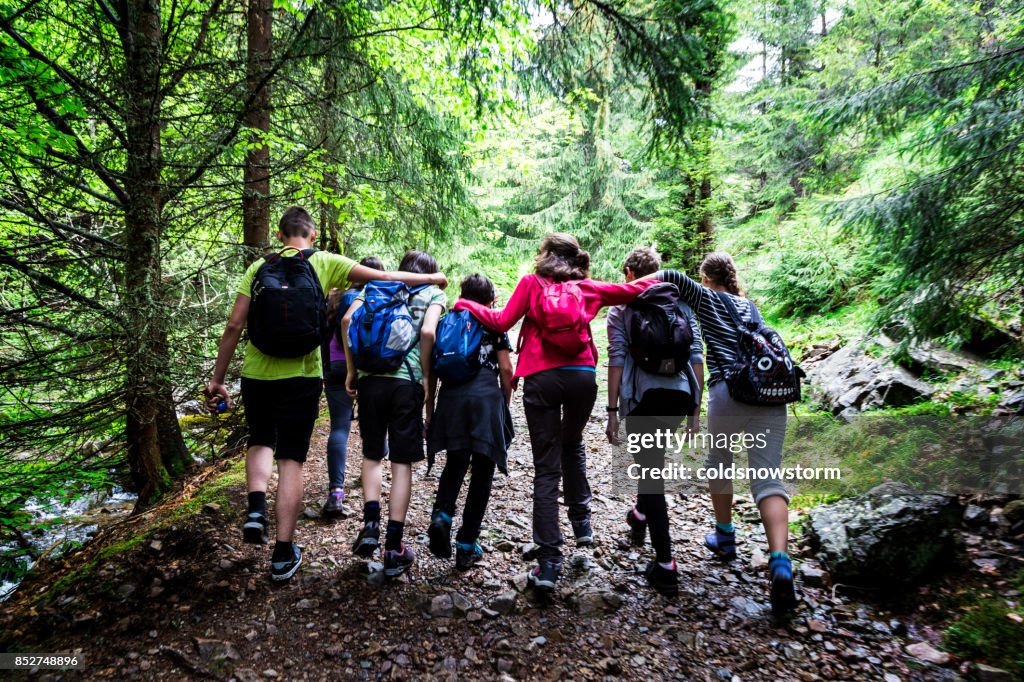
[454,274,654,379]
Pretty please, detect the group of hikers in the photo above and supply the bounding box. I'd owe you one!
[204,205,805,615]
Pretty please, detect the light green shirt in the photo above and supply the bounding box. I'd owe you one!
[237,249,356,380]
[356,284,447,383]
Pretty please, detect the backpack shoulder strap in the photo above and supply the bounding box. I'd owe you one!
[748,300,764,324]
[714,290,744,329]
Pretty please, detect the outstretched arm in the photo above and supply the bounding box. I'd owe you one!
[453,277,533,332]
[591,279,656,308]
[205,294,248,412]
[349,264,448,290]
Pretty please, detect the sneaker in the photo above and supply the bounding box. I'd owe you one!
[644,559,679,598]
[527,560,561,594]
[571,518,594,547]
[270,545,302,582]
[242,512,269,545]
[352,521,380,557]
[704,528,737,561]
[455,541,483,571]
[769,554,797,615]
[322,490,347,520]
[383,544,415,577]
[427,511,453,559]
[626,507,647,547]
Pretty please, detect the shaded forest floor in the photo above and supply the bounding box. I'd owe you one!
[0,397,1015,681]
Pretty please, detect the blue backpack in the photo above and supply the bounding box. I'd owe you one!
[348,281,427,374]
[432,309,485,384]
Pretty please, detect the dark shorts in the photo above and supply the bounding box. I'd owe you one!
[357,376,425,464]
[241,376,322,463]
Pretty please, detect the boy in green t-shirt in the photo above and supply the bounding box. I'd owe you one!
[205,207,446,582]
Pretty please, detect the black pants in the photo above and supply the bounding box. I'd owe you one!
[523,369,598,562]
[433,450,496,545]
[627,388,690,563]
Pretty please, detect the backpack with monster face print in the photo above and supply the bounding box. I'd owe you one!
[715,291,805,405]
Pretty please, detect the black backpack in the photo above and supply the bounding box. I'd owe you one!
[627,282,694,375]
[248,248,327,358]
[714,291,805,405]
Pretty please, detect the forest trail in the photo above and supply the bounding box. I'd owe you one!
[2,397,959,682]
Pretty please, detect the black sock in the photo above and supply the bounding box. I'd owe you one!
[247,491,266,515]
[271,540,293,562]
[363,501,381,523]
[384,519,404,551]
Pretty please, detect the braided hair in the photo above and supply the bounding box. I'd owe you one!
[699,251,743,296]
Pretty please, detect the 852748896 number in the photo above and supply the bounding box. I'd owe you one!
[0,653,83,669]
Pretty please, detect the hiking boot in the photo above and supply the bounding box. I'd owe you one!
[270,545,302,582]
[626,507,647,547]
[769,554,797,616]
[571,518,594,547]
[455,541,483,571]
[644,559,679,598]
[352,521,380,557]
[383,544,415,577]
[242,511,269,545]
[322,490,347,520]
[704,528,737,561]
[427,511,453,559]
[527,560,561,594]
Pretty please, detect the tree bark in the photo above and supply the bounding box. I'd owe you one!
[121,0,188,507]
[243,0,273,264]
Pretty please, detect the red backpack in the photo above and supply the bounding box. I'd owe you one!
[531,278,590,356]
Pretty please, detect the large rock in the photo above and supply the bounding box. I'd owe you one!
[805,342,934,415]
[805,483,961,587]
[905,343,983,375]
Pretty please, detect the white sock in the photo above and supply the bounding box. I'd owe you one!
[632,507,647,522]
[658,559,675,570]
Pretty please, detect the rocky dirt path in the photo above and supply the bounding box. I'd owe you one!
[1,397,982,681]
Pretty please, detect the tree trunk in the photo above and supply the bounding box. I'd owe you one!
[122,0,188,507]
[243,0,273,264]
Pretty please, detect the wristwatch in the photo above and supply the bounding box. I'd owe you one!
[606,406,618,412]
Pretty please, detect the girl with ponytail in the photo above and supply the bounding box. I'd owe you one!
[455,232,654,594]
[653,251,797,615]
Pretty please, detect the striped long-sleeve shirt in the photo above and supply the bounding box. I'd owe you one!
[657,269,760,386]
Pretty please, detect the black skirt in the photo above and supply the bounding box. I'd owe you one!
[428,369,514,473]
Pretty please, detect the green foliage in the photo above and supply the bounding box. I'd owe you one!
[944,571,1024,678]
[818,29,1024,343]
[758,209,882,317]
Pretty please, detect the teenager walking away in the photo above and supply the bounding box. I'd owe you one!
[343,250,446,579]
[455,233,654,594]
[606,247,704,597]
[426,274,515,571]
[651,252,799,614]
[322,256,384,520]
[204,208,446,582]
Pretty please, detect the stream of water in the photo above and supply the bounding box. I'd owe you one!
[0,487,138,602]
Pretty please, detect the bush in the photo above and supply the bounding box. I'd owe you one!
[758,212,881,317]
[945,597,1024,677]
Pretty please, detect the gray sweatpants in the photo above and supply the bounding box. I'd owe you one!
[705,381,789,504]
